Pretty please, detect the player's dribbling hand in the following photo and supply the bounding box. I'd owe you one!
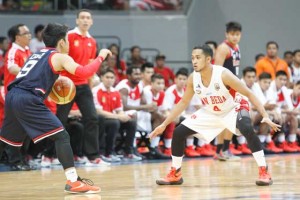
[99,49,112,59]
[261,117,281,132]
[148,124,167,140]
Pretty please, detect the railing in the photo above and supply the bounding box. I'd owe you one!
[94,35,122,50]
[121,47,160,64]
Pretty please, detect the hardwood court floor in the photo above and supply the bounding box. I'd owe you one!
[0,154,299,200]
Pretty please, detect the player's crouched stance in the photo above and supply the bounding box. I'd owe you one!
[149,45,281,186]
[0,23,112,194]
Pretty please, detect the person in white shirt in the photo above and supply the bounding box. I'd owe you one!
[290,50,300,84]
[285,80,300,151]
[29,24,45,53]
[267,71,297,152]
[143,74,169,159]
[251,72,283,153]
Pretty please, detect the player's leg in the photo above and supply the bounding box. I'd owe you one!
[0,92,27,169]
[236,109,273,186]
[75,85,100,161]
[156,124,197,185]
[15,93,101,193]
[48,130,100,193]
[216,131,224,156]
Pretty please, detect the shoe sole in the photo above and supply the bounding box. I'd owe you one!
[156,178,184,185]
[64,189,101,194]
[255,180,273,186]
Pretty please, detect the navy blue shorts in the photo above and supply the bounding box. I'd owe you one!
[0,88,64,147]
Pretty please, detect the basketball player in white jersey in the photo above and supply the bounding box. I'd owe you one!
[149,45,280,186]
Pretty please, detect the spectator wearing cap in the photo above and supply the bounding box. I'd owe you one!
[29,24,45,53]
[154,54,175,88]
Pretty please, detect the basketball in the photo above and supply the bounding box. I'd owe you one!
[48,76,76,105]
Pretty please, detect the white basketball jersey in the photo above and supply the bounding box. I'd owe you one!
[193,65,238,115]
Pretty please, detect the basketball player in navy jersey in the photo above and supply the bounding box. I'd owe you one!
[214,21,245,160]
[0,23,112,194]
[149,44,280,186]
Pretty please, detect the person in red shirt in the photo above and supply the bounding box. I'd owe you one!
[154,54,175,88]
[57,9,108,166]
[93,68,133,162]
[0,37,9,80]
[108,43,127,82]
[4,24,31,93]
[3,24,32,171]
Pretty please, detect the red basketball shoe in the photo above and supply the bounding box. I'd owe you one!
[256,166,273,186]
[156,167,183,185]
[65,177,101,194]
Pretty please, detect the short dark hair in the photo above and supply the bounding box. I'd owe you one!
[34,24,45,35]
[242,66,256,77]
[255,53,265,62]
[42,23,69,48]
[193,44,213,58]
[266,41,279,49]
[176,68,189,77]
[258,72,272,80]
[295,80,300,86]
[126,66,140,75]
[275,70,287,78]
[293,49,300,56]
[151,74,164,82]
[0,36,7,44]
[284,51,293,57]
[77,9,92,18]
[9,24,25,42]
[205,41,218,49]
[130,45,140,53]
[100,67,115,76]
[141,62,154,72]
[226,21,242,32]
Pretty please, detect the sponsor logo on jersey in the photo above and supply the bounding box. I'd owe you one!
[214,83,220,91]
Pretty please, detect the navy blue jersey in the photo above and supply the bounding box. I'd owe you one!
[223,41,241,76]
[8,48,59,98]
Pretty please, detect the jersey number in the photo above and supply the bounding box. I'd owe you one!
[16,60,38,78]
[213,106,221,111]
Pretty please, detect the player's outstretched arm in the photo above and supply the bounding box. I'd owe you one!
[221,70,281,132]
[149,74,195,139]
[51,49,112,77]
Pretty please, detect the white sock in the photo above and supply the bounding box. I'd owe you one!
[252,150,266,167]
[197,139,205,147]
[258,135,266,143]
[164,139,172,148]
[288,134,297,142]
[266,134,272,143]
[133,137,137,147]
[65,168,78,182]
[237,136,246,144]
[186,137,194,146]
[214,138,218,145]
[171,155,183,169]
[278,133,285,143]
[150,137,160,148]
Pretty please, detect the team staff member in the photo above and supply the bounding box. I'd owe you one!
[4,24,32,171]
[57,9,105,166]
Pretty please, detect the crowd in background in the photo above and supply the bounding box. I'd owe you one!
[0,17,300,171]
[0,0,183,11]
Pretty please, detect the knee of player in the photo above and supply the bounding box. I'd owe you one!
[237,117,254,136]
[50,130,70,142]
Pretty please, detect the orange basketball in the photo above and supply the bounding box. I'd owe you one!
[49,76,76,105]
